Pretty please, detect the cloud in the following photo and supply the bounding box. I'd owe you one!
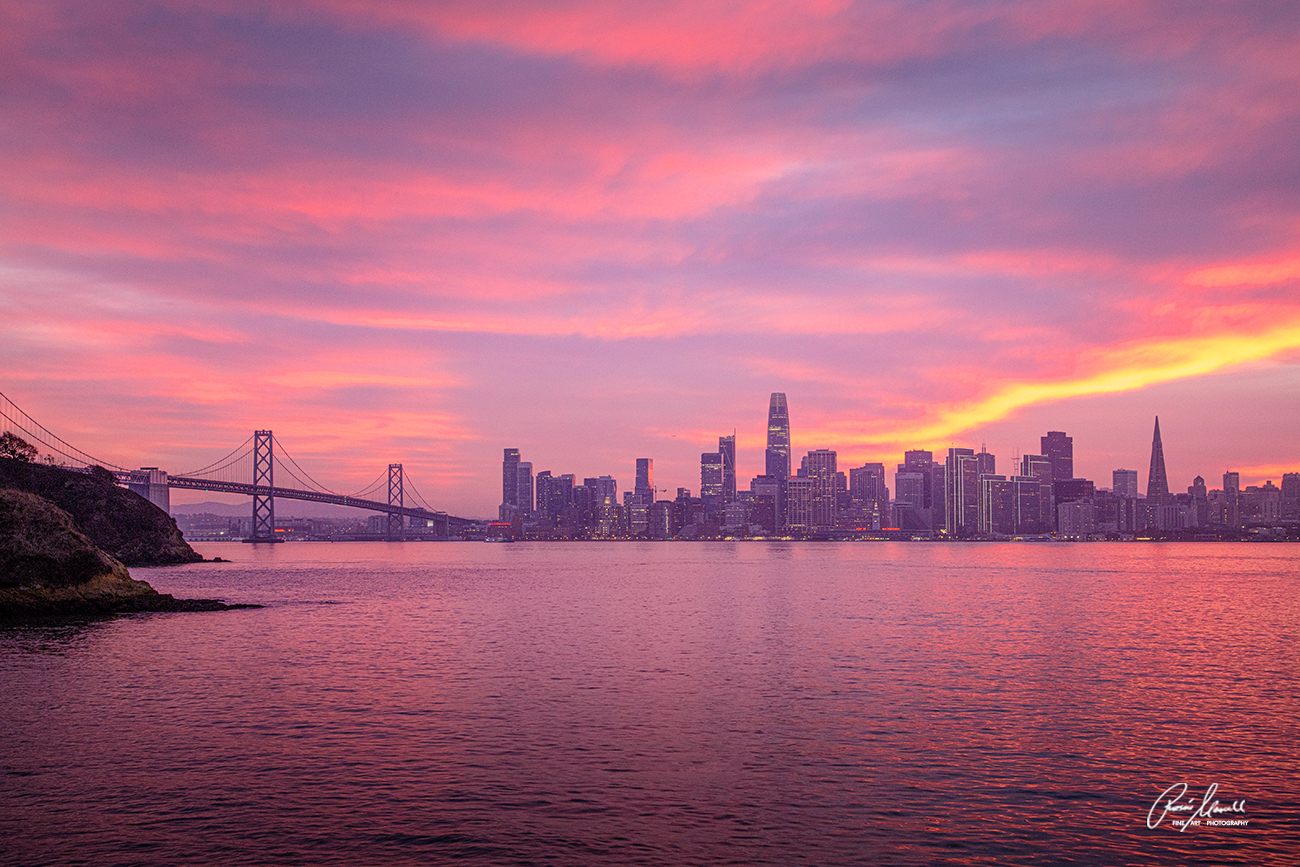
[2,1,1299,514]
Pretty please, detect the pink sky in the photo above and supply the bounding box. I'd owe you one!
[2,1,1298,517]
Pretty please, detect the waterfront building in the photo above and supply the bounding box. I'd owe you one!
[749,475,781,533]
[978,474,1013,536]
[1010,475,1045,534]
[944,448,979,537]
[1058,499,1098,538]
[800,449,838,530]
[849,463,889,529]
[534,470,554,526]
[1021,454,1054,528]
[786,476,814,533]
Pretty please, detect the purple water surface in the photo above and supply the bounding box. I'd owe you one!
[2,541,1297,865]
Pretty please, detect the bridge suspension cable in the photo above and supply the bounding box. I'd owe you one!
[0,389,127,471]
[177,434,254,477]
[404,471,437,513]
[269,434,345,495]
[348,470,388,499]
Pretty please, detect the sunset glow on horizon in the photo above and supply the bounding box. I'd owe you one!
[3,1,1298,516]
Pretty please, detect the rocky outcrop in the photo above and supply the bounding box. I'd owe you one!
[0,488,255,620]
[0,460,201,566]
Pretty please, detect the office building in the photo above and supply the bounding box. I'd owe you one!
[1041,431,1073,486]
[801,449,838,530]
[945,448,979,536]
[978,474,1013,536]
[1113,468,1139,499]
[787,476,814,532]
[635,458,654,504]
[1021,454,1054,528]
[501,448,521,519]
[701,452,724,517]
[719,435,737,503]
[765,393,791,480]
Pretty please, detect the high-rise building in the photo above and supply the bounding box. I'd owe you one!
[892,451,939,534]
[1009,475,1045,533]
[515,462,533,516]
[1147,417,1169,501]
[786,476,814,532]
[501,449,521,519]
[1041,431,1073,485]
[1113,468,1139,499]
[1188,475,1209,527]
[1223,470,1240,527]
[534,470,554,525]
[719,435,737,503]
[800,449,838,530]
[1282,473,1300,519]
[701,452,724,516]
[1021,454,1054,528]
[635,458,654,504]
[978,474,1013,536]
[944,448,979,536]
[849,463,888,529]
[765,393,791,481]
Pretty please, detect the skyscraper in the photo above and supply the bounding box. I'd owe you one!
[516,462,533,516]
[1113,468,1139,499]
[1041,431,1072,484]
[1021,454,1054,527]
[635,458,654,503]
[800,449,838,530]
[499,452,520,512]
[718,435,736,503]
[701,452,724,517]
[945,447,978,536]
[765,393,791,481]
[1147,417,1169,501]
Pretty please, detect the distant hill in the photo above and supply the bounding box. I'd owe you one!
[171,500,380,519]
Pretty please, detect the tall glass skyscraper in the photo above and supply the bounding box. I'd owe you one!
[718,435,736,503]
[765,393,791,481]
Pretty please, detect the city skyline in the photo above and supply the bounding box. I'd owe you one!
[491,392,1296,535]
[2,3,1298,517]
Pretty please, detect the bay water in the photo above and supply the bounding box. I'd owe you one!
[2,541,1296,865]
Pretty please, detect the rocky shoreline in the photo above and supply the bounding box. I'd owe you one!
[1,464,260,621]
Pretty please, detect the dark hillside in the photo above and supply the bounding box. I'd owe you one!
[0,459,201,566]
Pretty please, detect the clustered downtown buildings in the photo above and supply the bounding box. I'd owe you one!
[498,394,1299,540]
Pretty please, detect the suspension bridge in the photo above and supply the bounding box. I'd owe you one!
[1,391,475,541]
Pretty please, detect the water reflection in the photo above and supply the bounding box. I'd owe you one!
[0,542,1295,865]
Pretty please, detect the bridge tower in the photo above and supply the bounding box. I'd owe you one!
[250,430,277,542]
[387,463,404,541]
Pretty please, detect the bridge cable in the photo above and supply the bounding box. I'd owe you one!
[403,472,442,515]
[0,389,128,471]
[177,434,254,477]
[271,435,340,495]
